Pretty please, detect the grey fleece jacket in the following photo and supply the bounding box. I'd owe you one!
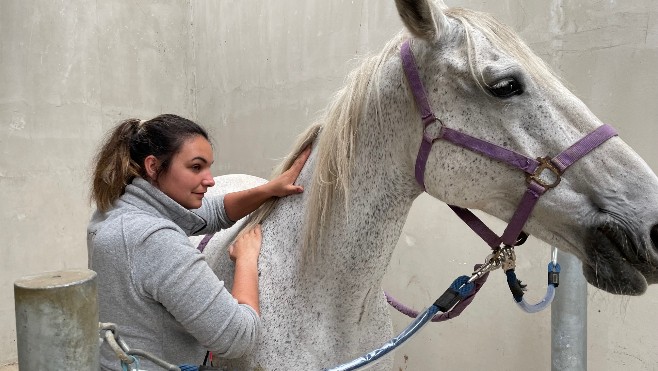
[88,178,260,370]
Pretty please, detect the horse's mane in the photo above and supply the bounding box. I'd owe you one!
[238,33,405,260]
[239,7,566,259]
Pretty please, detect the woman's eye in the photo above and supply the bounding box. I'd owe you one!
[191,165,201,172]
[489,78,523,98]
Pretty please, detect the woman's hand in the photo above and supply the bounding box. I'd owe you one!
[229,225,262,263]
[265,146,311,197]
[223,146,311,221]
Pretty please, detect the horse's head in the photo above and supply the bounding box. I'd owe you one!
[394,0,658,295]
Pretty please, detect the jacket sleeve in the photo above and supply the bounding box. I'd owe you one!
[133,225,260,358]
[192,194,236,235]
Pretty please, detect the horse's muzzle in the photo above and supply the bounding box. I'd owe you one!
[582,222,658,295]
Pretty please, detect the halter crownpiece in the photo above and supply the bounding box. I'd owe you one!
[400,39,618,249]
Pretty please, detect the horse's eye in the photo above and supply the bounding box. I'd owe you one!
[489,78,523,98]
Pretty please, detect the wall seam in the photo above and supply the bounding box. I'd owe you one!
[189,0,198,121]
[95,0,104,125]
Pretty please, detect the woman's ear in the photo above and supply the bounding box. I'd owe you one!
[143,155,160,181]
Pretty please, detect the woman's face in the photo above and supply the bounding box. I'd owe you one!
[155,135,216,209]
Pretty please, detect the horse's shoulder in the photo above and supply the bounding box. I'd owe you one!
[211,174,268,194]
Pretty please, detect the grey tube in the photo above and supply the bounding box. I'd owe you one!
[551,250,587,371]
[14,269,100,371]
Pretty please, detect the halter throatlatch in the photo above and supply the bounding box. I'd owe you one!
[401,39,618,249]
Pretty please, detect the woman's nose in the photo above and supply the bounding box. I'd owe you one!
[203,173,215,187]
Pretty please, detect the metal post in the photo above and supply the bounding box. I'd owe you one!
[551,250,587,371]
[14,269,99,370]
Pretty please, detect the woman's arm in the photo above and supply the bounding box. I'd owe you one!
[223,146,310,222]
[228,225,262,315]
[135,225,260,357]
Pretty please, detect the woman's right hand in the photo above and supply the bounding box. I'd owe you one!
[229,225,262,263]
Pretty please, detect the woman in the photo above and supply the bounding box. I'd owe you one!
[88,114,309,370]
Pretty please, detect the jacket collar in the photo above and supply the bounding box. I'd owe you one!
[122,177,208,235]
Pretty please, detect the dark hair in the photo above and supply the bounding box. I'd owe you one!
[90,114,210,211]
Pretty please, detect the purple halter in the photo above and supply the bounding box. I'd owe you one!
[400,39,618,249]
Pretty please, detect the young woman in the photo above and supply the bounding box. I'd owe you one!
[88,114,309,370]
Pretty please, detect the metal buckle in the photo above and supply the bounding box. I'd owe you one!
[526,156,561,189]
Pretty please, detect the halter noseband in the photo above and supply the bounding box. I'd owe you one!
[400,39,618,249]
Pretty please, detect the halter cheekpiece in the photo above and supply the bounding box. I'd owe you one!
[400,39,618,249]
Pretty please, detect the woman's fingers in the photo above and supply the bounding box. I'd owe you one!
[230,225,262,261]
[290,146,311,177]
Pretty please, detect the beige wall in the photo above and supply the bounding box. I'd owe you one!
[0,1,197,367]
[1,0,656,369]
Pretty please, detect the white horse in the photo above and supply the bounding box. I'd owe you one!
[192,0,658,369]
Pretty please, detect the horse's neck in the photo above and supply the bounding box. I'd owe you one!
[306,128,419,286]
[261,56,422,294]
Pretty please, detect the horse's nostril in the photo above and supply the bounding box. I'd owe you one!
[651,224,658,249]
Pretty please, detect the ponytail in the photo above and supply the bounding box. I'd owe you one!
[90,119,142,212]
[90,114,210,212]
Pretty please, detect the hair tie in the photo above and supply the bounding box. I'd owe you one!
[129,119,147,142]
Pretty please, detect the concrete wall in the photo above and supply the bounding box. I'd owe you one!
[1,0,656,369]
[0,0,197,366]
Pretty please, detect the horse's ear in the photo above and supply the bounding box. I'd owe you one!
[395,0,449,42]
